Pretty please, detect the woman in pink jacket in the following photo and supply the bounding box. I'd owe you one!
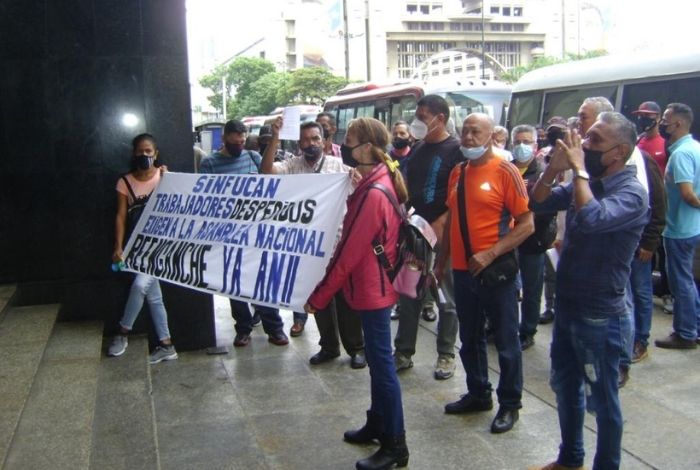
[305,117,409,470]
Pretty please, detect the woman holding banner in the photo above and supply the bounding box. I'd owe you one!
[305,118,409,470]
[107,133,178,364]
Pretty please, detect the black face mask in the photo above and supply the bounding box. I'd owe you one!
[225,142,243,157]
[301,145,323,162]
[637,116,657,133]
[659,123,673,140]
[392,137,411,150]
[134,154,154,170]
[583,145,617,178]
[340,143,365,168]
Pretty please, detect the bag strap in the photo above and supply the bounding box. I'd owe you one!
[369,182,405,272]
[456,162,472,261]
[121,175,138,204]
[246,150,261,172]
[313,155,326,174]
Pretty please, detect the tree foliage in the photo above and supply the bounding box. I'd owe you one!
[199,58,348,119]
[499,49,608,84]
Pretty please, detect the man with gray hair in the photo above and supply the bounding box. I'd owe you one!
[510,124,557,350]
[528,112,648,470]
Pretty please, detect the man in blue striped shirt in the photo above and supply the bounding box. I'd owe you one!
[200,120,289,347]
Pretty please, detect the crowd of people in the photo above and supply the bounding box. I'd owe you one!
[107,95,700,470]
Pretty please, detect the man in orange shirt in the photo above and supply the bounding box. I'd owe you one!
[436,113,534,434]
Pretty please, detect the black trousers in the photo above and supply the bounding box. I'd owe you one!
[314,292,364,357]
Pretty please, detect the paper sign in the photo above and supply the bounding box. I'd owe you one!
[279,106,301,141]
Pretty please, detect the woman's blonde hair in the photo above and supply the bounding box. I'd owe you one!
[347,117,409,204]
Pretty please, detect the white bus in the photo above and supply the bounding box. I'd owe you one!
[507,50,700,137]
[323,79,511,143]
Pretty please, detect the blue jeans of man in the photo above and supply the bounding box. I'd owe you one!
[630,256,653,347]
[229,300,283,336]
[362,307,405,438]
[518,252,545,338]
[292,311,308,323]
[120,274,171,341]
[453,270,522,409]
[551,309,623,470]
[664,235,700,340]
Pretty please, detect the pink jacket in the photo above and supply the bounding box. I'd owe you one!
[308,165,401,311]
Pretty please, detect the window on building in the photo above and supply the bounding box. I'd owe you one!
[407,22,420,31]
[454,54,463,61]
[450,22,461,31]
[502,7,511,16]
[463,22,473,31]
[513,24,524,32]
[513,7,523,16]
[443,68,451,74]
[454,66,463,73]
[407,4,417,14]
[442,57,450,63]
[421,22,431,30]
[502,23,513,31]
[432,3,443,13]
[420,5,429,14]
[474,23,482,31]
[433,22,444,31]
[491,23,501,31]
[431,59,439,65]
[490,6,499,14]
[432,70,440,76]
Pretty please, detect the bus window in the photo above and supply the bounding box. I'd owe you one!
[621,77,700,138]
[375,99,391,128]
[356,103,375,118]
[443,91,494,127]
[509,91,543,126]
[391,95,418,125]
[336,106,355,143]
[543,86,617,122]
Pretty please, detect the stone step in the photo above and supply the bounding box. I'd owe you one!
[2,318,103,470]
[0,304,58,467]
[89,335,159,470]
[0,285,16,321]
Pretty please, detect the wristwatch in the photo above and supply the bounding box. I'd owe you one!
[574,169,590,180]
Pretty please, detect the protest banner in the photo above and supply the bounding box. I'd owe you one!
[122,172,351,312]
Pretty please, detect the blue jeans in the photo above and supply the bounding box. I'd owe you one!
[551,310,623,470]
[120,274,171,341]
[518,252,545,338]
[453,270,522,409]
[664,235,700,340]
[293,311,308,323]
[229,300,284,336]
[362,307,405,438]
[630,257,653,346]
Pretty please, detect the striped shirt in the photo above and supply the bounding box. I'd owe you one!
[200,150,262,175]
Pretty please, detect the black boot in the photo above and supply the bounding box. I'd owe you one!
[344,410,381,444]
[355,433,409,470]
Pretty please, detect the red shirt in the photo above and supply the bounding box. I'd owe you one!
[637,134,666,175]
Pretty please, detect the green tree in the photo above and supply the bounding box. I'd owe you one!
[199,57,276,118]
[499,49,608,84]
[237,72,293,116]
[287,67,348,105]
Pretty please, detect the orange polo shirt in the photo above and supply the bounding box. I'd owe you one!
[446,156,530,270]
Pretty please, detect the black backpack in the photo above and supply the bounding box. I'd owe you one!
[370,182,438,299]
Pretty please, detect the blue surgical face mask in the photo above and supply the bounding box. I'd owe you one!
[460,145,487,161]
[512,143,535,162]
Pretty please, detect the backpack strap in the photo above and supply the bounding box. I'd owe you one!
[369,182,405,272]
[245,150,262,172]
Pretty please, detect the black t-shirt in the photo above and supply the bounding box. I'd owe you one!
[404,136,463,223]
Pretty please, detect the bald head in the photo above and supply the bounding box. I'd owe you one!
[461,113,495,150]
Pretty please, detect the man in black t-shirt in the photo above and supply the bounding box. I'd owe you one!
[394,94,463,380]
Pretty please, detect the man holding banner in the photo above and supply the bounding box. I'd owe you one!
[200,119,289,347]
[262,116,367,369]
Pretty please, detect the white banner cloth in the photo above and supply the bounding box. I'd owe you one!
[122,172,351,312]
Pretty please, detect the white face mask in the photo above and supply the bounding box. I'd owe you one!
[513,143,535,162]
[460,145,487,160]
[410,116,435,140]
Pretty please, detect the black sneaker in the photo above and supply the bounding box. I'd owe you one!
[520,335,535,351]
[538,309,554,324]
[445,393,493,414]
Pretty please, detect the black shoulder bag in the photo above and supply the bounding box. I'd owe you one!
[121,176,152,238]
[456,162,518,287]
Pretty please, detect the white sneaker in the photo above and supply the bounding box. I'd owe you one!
[149,345,178,364]
[434,354,456,380]
[107,335,128,357]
